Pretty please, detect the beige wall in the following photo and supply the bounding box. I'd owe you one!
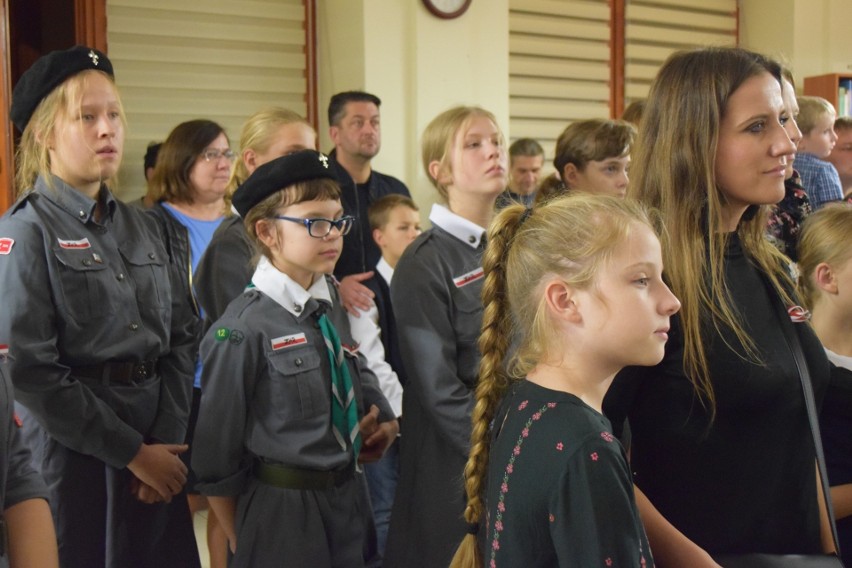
[740,0,852,86]
[317,0,509,217]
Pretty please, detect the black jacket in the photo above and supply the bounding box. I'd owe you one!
[327,149,411,278]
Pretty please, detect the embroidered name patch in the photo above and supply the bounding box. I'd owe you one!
[453,267,484,288]
[0,344,7,357]
[0,238,14,255]
[58,238,91,250]
[271,333,307,351]
[788,305,811,322]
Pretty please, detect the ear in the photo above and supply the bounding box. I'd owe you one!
[562,163,579,188]
[428,160,452,186]
[255,218,279,251]
[814,262,838,294]
[242,148,258,173]
[543,279,582,324]
[329,125,340,146]
[372,227,386,249]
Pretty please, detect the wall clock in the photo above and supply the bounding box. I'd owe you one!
[422,0,472,20]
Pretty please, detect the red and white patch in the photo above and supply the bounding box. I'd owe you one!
[0,238,14,255]
[788,305,811,323]
[58,238,91,250]
[453,267,485,288]
[271,333,307,351]
[13,413,22,429]
[341,343,360,356]
[0,345,7,357]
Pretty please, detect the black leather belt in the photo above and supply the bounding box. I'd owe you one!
[72,359,158,385]
[253,459,355,491]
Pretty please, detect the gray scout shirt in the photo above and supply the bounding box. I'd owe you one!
[192,256,394,497]
[0,175,197,468]
[0,363,47,568]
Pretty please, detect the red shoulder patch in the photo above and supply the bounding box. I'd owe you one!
[0,238,14,255]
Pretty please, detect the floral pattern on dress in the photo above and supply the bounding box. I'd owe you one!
[490,401,555,567]
[767,171,812,261]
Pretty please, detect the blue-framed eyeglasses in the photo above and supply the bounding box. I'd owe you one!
[273,215,355,238]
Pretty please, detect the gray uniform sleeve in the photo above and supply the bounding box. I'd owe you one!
[391,250,474,458]
[147,219,198,444]
[192,316,258,496]
[0,220,143,468]
[194,219,254,326]
[0,366,48,510]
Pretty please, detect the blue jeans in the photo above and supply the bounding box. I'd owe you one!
[363,437,400,559]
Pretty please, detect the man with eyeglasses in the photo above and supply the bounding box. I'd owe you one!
[326,91,411,317]
[826,117,852,198]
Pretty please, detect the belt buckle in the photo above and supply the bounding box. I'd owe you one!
[133,362,148,382]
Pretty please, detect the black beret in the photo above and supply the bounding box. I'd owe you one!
[232,150,337,217]
[10,45,114,133]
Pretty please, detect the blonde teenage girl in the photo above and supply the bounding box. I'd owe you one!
[798,204,852,566]
[383,106,507,568]
[0,46,198,566]
[452,194,678,567]
[194,107,317,325]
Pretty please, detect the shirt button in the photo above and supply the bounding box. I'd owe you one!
[294,304,302,313]
[116,273,125,281]
[82,259,93,266]
[468,235,476,244]
[129,323,139,331]
[78,211,86,219]
[147,253,156,260]
[295,358,303,367]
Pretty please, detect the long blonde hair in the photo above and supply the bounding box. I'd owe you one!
[451,194,658,568]
[15,69,125,196]
[421,106,502,202]
[227,107,312,207]
[630,47,795,415]
[797,204,852,310]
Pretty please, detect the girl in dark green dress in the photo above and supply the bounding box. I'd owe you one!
[453,194,679,567]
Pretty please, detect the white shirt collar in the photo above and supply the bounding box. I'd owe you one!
[428,203,486,249]
[251,256,333,317]
[376,257,394,285]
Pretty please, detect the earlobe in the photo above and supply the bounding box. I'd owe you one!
[255,219,278,250]
[428,160,452,185]
[373,228,385,249]
[814,263,838,294]
[562,163,579,188]
[243,148,257,171]
[544,280,582,324]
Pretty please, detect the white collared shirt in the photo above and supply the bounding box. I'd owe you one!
[376,257,394,285]
[347,255,404,417]
[429,204,486,249]
[250,255,333,316]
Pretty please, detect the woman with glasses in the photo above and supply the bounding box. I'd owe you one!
[191,150,398,567]
[0,46,199,566]
[146,119,231,566]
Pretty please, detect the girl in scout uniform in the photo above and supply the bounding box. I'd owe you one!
[0,46,199,566]
[191,150,398,568]
[383,106,508,568]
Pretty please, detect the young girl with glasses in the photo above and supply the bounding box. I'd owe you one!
[191,150,398,567]
[453,193,679,567]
